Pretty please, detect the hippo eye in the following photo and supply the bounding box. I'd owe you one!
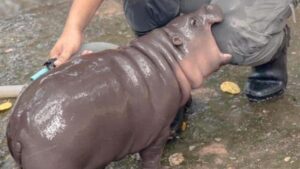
[190,17,203,27]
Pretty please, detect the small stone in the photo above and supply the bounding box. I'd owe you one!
[236,128,242,132]
[169,153,185,166]
[284,156,291,162]
[131,153,141,161]
[291,51,296,55]
[4,48,14,53]
[214,157,223,165]
[231,105,237,109]
[229,157,237,160]
[189,145,196,151]
[181,122,188,131]
[198,143,229,157]
[214,138,222,142]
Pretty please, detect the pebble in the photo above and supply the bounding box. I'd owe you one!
[229,157,237,160]
[169,153,185,166]
[189,145,196,151]
[291,51,296,55]
[4,48,14,53]
[131,153,141,161]
[284,156,291,162]
[214,138,222,142]
[214,157,224,165]
[198,143,228,156]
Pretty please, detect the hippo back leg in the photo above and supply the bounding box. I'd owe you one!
[20,148,107,169]
[15,133,108,169]
[139,127,170,169]
[21,152,81,169]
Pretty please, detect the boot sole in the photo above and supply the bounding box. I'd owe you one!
[246,89,285,102]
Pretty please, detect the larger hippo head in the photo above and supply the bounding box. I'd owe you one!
[163,4,231,88]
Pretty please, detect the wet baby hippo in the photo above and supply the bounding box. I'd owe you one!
[7,4,231,169]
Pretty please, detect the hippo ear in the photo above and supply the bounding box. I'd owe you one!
[163,27,184,46]
[171,35,183,46]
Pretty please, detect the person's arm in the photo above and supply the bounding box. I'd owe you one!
[50,0,104,66]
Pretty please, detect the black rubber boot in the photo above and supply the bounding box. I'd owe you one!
[244,26,290,102]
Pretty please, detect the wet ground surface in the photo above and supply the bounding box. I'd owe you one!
[0,0,300,169]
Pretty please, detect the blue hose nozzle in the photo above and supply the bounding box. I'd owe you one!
[30,58,56,81]
[30,67,50,81]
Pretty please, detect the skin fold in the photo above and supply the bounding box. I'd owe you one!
[7,5,230,169]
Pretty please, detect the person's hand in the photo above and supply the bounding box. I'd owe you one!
[50,29,84,66]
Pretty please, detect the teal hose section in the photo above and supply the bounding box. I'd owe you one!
[30,67,49,81]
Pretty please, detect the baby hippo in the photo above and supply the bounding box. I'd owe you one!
[7,4,231,169]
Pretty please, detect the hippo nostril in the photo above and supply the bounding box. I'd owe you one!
[206,5,214,11]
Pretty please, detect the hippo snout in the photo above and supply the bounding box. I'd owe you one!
[199,4,224,24]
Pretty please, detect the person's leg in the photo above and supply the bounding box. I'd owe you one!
[210,0,295,102]
[123,0,180,36]
[244,26,290,101]
[179,0,211,13]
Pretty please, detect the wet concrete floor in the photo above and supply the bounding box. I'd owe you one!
[0,0,300,168]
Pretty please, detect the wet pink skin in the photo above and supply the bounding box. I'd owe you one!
[7,4,230,169]
[164,5,231,105]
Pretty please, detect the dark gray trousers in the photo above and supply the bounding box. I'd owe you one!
[122,0,295,66]
[123,0,210,36]
[81,0,294,66]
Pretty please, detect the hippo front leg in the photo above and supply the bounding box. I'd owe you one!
[140,127,170,169]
